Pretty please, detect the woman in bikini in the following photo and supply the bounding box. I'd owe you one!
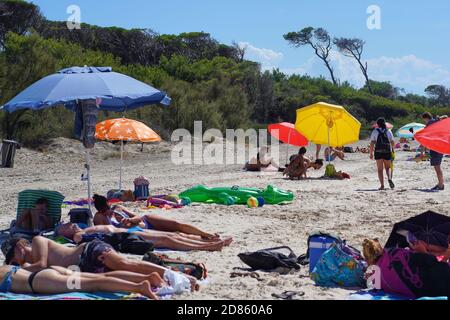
[0,264,162,299]
[92,195,232,249]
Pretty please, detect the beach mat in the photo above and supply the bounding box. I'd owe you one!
[0,292,148,301]
[349,290,447,300]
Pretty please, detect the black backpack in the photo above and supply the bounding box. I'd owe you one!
[375,128,392,153]
[238,246,300,271]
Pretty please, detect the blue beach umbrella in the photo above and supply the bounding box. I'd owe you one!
[1,66,171,218]
[1,66,171,112]
[396,123,425,139]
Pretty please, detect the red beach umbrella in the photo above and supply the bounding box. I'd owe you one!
[268,122,309,165]
[414,118,450,155]
[268,122,308,147]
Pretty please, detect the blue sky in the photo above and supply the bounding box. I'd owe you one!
[30,0,450,94]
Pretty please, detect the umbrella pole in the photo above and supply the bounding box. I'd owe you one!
[328,127,331,165]
[286,131,291,165]
[85,149,93,225]
[119,140,124,190]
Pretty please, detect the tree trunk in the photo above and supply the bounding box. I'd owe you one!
[359,61,372,94]
[322,58,338,86]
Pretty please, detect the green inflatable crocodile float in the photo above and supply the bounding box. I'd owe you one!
[179,185,294,206]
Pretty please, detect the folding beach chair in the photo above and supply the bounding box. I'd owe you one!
[0,190,65,239]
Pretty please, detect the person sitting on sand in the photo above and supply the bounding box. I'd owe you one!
[15,198,52,233]
[93,195,230,243]
[2,237,198,291]
[284,149,323,180]
[324,147,345,162]
[56,222,232,252]
[0,264,162,299]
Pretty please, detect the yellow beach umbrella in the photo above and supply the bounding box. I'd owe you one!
[295,102,361,162]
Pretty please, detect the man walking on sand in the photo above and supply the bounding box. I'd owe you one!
[421,112,445,191]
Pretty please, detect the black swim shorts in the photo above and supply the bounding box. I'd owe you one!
[430,150,444,167]
[79,239,114,273]
[375,152,392,161]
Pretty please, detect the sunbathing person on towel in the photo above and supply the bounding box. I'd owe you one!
[0,264,162,299]
[93,195,231,244]
[56,222,231,252]
[2,237,198,291]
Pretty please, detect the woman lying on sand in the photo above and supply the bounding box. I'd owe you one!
[0,265,161,299]
[56,222,232,252]
[2,237,198,291]
[93,195,232,245]
[244,147,279,172]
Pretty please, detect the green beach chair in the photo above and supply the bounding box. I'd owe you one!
[5,190,65,238]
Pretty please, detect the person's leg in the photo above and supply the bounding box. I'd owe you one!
[145,215,218,240]
[31,268,157,299]
[136,230,228,247]
[146,234,225,251]
[52,266,165,288]
[316,145,321,160]
[103,271,165,287]
[334,151,345,160]
[383,160,391,179]
[376,159,385,189]
[102,252,199,291]
[434,165,445,188]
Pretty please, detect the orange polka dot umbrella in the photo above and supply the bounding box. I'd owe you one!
[95,118,161,190]
[95,117,161,143]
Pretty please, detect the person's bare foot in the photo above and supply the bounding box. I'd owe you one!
[187,275,200,291]
[202,233,221,240]
[223,237,233,246]
[138,281,159,300]
[147,272,166,287]
[204,241,225,251]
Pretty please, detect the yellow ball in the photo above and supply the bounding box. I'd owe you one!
[247,197,259,208]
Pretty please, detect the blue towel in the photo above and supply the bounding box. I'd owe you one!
[349,290,448,300]
[0,292,148,300]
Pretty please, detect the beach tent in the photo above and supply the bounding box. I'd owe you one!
[414,118,450,155]
[396,123,425,139]
[295,102,361,163]
[0,66,170,216]
[268,122,308,164]
[95,118,161,190]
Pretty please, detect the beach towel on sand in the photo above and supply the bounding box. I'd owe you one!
[349,290,447,300]
[0,292,148,300]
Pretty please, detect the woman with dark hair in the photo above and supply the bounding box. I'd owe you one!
[370,118,396,190]
[92,195,233,249]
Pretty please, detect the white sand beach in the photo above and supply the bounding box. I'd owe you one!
[0,138,449,300]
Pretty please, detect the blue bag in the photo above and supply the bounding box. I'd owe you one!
[311,243,367,288]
